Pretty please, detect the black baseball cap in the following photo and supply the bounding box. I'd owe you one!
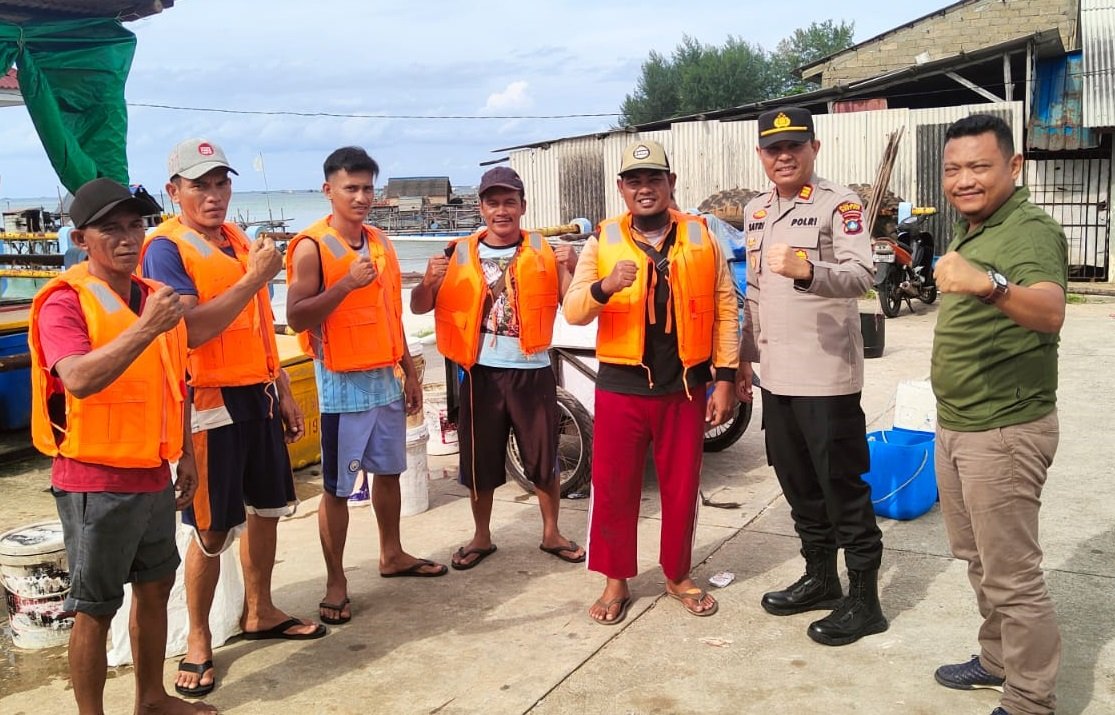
[69,178,163,228]
[478,166,524,197]
[757,107,816,148]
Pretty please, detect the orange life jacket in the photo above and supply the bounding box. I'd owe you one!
[141,217,279,387]
[29,265,188,468]
[434,229,558,370]
[595,210,717,368]
[286,219,405,372]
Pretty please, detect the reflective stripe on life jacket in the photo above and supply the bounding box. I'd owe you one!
[595,210,717,368]
[286,218,404,372]
[141,216,279,387]
[29,264,188,468]
[434,229,558,369]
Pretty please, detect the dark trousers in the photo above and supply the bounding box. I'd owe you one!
[761,389,882,571]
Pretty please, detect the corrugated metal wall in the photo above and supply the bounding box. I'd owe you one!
[511,102,1023,230]
[1082,0,1115,129]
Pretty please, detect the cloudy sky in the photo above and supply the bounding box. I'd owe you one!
[1,0,948,197]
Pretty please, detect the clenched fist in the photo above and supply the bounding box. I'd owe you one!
[247,236,283,283]
[602,259,638,295]
[554,243,578,273]
[935,251,989,296]
[422,255,449,287]
[346,254,378,288]
[140,285,184,334]
[766,244,812,280]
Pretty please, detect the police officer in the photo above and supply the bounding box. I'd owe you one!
[736,106,886,646]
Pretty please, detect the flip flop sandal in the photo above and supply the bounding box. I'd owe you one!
[175,659,215,698]
[590,595,631,626]
[450,544,497,571]
[319,597,351,625]
[666,588,719,617]
[242,617,328,640]
[539,540,586,563]
[380,558,449,578]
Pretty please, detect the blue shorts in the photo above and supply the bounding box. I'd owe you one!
[321,398,407,497]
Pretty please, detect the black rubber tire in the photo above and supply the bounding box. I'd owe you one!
[703,399,752,452]
[508,386,594,497]
[919,286,938,304]
[879,275,902,318]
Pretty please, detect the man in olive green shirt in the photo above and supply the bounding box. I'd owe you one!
[930,114,1067,715]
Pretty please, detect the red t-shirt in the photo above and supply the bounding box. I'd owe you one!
[36,285,171,493]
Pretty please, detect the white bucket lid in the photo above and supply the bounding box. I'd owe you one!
[406,424,429,443]
[407,340,423,358]
[0,520,66,558]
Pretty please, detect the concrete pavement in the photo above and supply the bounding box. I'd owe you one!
[1,299,1112,714]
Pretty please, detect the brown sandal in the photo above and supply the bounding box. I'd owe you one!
[666,588,719,617]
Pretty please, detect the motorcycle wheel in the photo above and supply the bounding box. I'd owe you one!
[508,386,593,497]
[919,286,938,304]
[703,400,752,452]
[879,274,903,318]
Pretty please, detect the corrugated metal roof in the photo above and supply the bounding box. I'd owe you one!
[0,1,172,23]
[1082,0,1115,128]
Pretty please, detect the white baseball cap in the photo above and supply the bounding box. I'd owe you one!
[167,138,239,180]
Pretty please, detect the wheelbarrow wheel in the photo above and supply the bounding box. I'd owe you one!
[508,386,594,498]
[703,400,752,452]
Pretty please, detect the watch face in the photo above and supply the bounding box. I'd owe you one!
[993,272,1008,288]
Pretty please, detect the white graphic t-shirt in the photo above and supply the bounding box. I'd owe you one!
[476,241,551,369]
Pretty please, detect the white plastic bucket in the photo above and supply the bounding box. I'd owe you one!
[407,340,426,429]
[401,425,430,516]
[423,387,459,456]
[0,520,74,649]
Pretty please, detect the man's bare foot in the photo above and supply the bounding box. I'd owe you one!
[588,578,630,624]
[665,576,718,617]
[174,635,214,697]
[379,554,448,577]
[539,536,586,563]
[242,608,322,637]
[450,538,497,570]
[137,692,218,713]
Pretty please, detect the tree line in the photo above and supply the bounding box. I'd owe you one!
[619,20,856,126]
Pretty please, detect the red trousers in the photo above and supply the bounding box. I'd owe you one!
[587,387,706,581]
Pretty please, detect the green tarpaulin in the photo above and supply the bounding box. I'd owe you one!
[0,18,135,193]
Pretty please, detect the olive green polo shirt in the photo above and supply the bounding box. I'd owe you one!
[931,187,1067,432]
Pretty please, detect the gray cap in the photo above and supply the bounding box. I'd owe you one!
[167,138,239,180]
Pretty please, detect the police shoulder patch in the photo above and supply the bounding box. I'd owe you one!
[837,201,862,214]
[843,217,864,235]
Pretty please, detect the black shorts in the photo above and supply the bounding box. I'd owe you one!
[458,364,558,492]
[183,415,297,539]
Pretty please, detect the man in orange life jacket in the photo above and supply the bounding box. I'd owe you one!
[141,139,323,699]
[411,166,585,570]
[286,147,447,625]
[564,141,739,624]
[30,178,216,714]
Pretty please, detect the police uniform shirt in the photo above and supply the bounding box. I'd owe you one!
[739,175,873,397]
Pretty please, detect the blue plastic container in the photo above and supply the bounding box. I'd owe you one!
[0,331,32,431]
[863,428,937,520]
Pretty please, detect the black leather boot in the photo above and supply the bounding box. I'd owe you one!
[761,547,843,616]
[807,568,889,646]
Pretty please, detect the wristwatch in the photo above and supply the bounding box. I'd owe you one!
[979,270,1009,305]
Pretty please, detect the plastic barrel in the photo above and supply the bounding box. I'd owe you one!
[0,521,74,649]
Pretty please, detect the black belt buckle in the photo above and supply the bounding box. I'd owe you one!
[655,257,670,278]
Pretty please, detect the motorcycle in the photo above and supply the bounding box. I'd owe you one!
[872,206,938,318]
